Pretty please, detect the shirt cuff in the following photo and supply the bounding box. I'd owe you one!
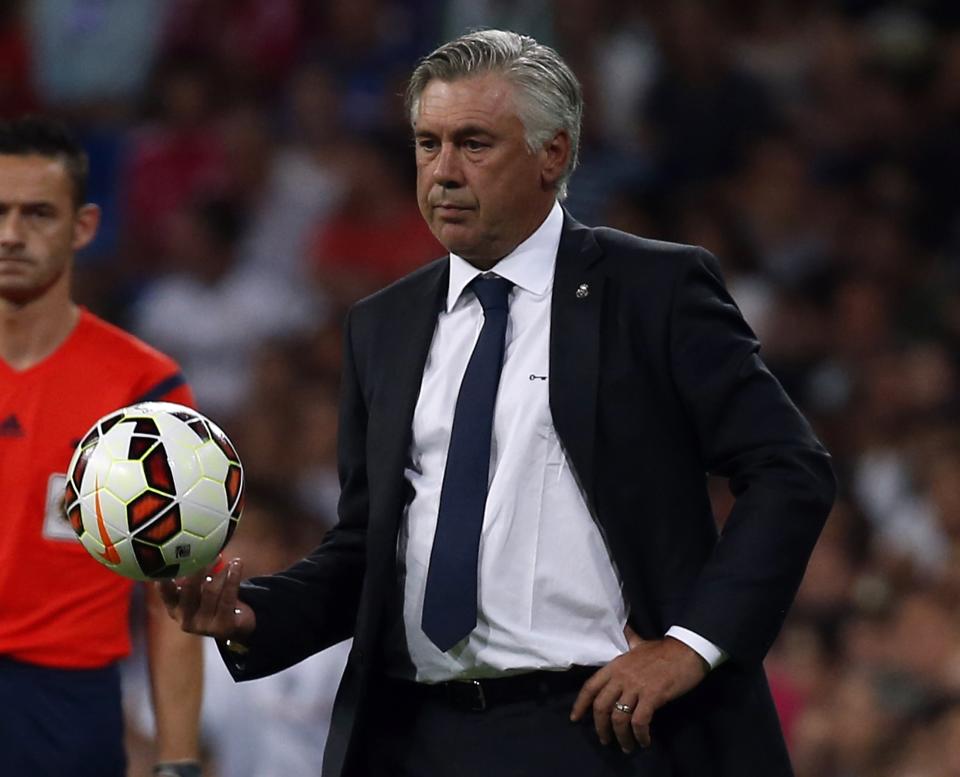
[665,625,727,670]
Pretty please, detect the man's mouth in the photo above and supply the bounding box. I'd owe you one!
[434,203,471,214]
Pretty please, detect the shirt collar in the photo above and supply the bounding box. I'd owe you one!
[446,200,563,312]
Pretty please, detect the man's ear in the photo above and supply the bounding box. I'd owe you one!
[540,130,571,191]
[72,204,101,252]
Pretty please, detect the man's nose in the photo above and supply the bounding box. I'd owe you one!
[432,144,463,188]
[0,213,25,248]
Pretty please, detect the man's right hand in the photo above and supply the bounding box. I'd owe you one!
[157,558,256,642]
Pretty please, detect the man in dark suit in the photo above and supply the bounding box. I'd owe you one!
[161,29,835,777]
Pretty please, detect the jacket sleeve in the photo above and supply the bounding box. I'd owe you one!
[669,248,836,666]
[222,308,369,680]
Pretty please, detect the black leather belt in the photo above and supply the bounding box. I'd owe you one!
[384,666,598,712]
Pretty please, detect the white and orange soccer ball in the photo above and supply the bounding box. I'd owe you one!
[64,402,244,581]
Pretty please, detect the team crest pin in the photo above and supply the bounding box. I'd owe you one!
[576,283,589,299]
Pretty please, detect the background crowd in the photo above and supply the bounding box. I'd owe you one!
[4,1,960,775]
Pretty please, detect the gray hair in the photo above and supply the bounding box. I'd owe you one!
[406,29,583,201]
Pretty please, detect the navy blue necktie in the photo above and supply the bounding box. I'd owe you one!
[421,275,513,652]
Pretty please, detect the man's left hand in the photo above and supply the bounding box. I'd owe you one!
[570,632,708,753]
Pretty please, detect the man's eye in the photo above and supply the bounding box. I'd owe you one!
[417,139,437,151]
[464,140,487,151]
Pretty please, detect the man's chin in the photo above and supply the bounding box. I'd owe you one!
[0,275,58,307]
[433,224,473,254]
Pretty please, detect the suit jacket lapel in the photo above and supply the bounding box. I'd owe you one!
[550,213,604,509]
[369,259,448,539]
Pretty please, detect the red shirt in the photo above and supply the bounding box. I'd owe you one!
[0,309,194,668]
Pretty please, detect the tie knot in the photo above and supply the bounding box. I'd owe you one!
[471,275,512,312]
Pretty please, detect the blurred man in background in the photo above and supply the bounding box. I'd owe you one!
[0,115,203,777]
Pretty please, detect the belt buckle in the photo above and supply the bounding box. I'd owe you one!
[468,679,486,712]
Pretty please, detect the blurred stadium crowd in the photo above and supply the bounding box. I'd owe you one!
[4,0,960,775]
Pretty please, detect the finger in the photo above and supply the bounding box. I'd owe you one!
[215,559,250,636]
[217,558,243,614]
[591,681,623,746]
[216,559,253,638]
[176,574,204,631]
[631,703,654,748]
[570,666,609,722]
[611,694,640,753]
[633,723,651,749]
[195,569,228,632]
[156,579,180,614]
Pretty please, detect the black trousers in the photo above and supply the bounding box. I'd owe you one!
[363,672,674,777]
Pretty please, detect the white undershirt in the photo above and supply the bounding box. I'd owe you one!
[398,201,724,682]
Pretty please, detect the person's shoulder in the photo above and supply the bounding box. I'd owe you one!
[589,224,715,274]
[76,310,194,405]
[350,256,448,317]
[76,309,182,373]
[566,221,724,293]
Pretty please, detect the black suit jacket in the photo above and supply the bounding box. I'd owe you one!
[225,214,836,777]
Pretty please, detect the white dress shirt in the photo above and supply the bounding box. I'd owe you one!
[397,201,724,682]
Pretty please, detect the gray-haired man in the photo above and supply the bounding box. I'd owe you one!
[162,29,834,777]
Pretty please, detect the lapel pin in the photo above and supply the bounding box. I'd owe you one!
[575,283,589,299]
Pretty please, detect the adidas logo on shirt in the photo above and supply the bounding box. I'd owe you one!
[0,414,24,437]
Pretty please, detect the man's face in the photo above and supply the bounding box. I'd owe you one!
[414,74,568,268]
[0,154,97,306]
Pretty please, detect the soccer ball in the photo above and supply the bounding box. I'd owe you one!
[64,402,244,581]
